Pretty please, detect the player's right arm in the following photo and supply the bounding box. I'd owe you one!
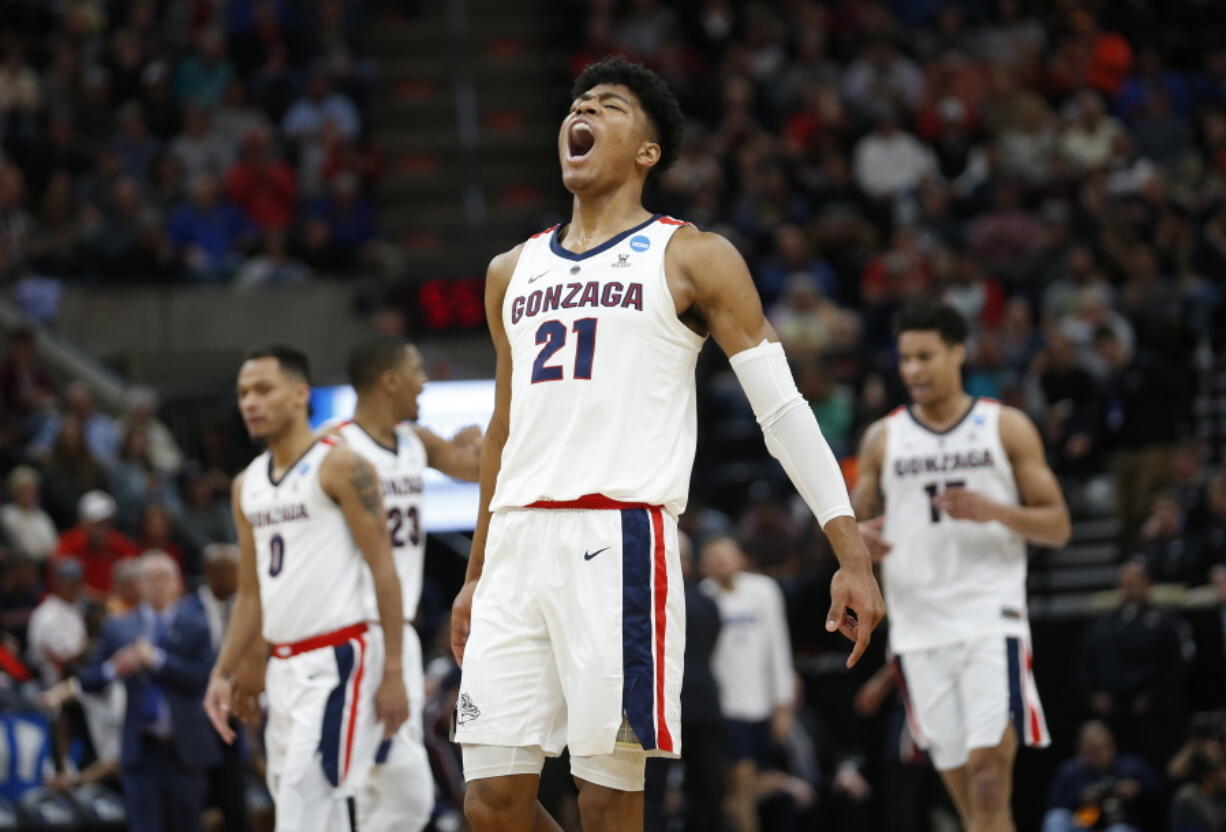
[851,419,891,561]
[203,473,263,744]
[450,244,521,667]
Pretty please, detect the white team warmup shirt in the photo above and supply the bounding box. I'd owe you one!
[239,438,376,645]
[490,214,706,516]
[702,572,795,722]
[880,397,1029,654]
[336,421,428,621]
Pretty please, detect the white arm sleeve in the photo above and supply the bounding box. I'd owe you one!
[729,340,854,527]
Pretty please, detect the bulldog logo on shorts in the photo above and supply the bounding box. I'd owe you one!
[457,692,481,725]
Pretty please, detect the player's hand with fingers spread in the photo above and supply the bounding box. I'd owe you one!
[932,486,999,523]
[451,578,478,667]
[375,671,409,738]
[203,673,237,745]
[827,562,885,669]
[858,517,892,562]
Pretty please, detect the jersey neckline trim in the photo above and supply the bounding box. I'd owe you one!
[349,419,398,456]
[906,396,979,437]
[267,438,321,488]
[549,213,662,261]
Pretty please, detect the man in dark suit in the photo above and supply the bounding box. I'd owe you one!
[180,543,249,832]
[80,550,220,832]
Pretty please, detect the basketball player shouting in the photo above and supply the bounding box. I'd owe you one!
[451,56,885,832]
[854,303,1071,832]
[203,346,408,832]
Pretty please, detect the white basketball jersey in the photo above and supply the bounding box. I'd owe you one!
[336,421,428,621]
[240,438,376,644]
[880,398,1029,653]
[490,215,706,516]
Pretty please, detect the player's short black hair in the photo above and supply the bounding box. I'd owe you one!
[571,56,684,174]
[347,335,411,391]
[245,344,311,384]
[892,302,969,345]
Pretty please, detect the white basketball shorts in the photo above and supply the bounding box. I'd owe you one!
[265,622,384,832]
[359,622,433,832]
[454,501,685,763]
[893,634,1050,771]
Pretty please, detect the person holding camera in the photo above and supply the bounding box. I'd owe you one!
[1042,721,1158,832]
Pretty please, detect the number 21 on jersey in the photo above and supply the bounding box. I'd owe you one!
[532,318,597,383]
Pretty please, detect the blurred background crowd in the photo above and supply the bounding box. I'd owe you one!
[1,0,1226,830]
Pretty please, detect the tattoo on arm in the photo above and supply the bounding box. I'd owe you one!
[350,457,382,518]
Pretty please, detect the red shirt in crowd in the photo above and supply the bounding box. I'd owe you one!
[54,527,140,594]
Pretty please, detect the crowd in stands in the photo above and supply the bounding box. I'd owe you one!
[0,0,385,292]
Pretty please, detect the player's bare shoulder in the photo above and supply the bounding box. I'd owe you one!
[487,242,526,292]
[664,224,748,292]
[996,404,1046,460]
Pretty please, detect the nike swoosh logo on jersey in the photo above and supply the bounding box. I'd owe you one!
[528,270,550,283]
[583,547,609,561]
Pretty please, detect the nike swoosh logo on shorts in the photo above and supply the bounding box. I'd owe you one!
[528,271,550,283]
[583,547,609,561]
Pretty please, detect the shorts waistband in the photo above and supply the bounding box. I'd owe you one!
[525,494,661,510]
[269,622,368,659]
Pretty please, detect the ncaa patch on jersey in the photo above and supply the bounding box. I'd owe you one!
[630,234,651,252]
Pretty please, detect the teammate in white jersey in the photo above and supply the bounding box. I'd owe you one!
[202,345,409,832]
[452,56,884,832]
[854,303,1071,832]
[337,335,481,832]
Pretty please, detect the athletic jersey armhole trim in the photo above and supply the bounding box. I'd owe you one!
[659,225,711,348]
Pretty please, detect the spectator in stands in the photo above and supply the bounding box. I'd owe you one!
[27,557,87,686]
[41,415,113,529]
[167,172,257,282]
[178,467,235,564]
[798,359,855,459]
[1095,325,1184,545]
[1198,472,1226,574]
[1166,714,1226,832]
[1082,558,1195,767]
[169,104,231,184]
[300,171,379,271]
[0,160,33,281]
[1,466,57,563]
[111,102,161,184]
[1038,329,1102,480]
[181,542,248,830]
[0,327,54,441]
[225,127,297,232]
[32,381,121,466]
[852,110,938,200]
[1042,720,1158,832]
[108,557,143,619]
[56,491,140,597]
[1135,492,1199,583]
[702,536,796,832]
[120,387,183,477]
[0,552,41,647]
[768,273,855,358]
[841,39,924,121]
[136,507,185,574]
[0,46,43,143]
[212,79,270,164]
[80,176,168,280]
[109,428,182,530]
[78,551,219,832]
[173,28,234,110]
[1060,90,1125,174]
[281,68,360,147]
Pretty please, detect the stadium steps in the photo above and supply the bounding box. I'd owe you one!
[371,0,565,281]
[1027,515,1122,617]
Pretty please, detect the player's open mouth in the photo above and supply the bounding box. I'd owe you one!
[567,122,596,161]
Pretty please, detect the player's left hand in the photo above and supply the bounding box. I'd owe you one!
[932,487,999,523]
[827,563,885,669]
[375,672,409,739]
[452,425,483,448]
